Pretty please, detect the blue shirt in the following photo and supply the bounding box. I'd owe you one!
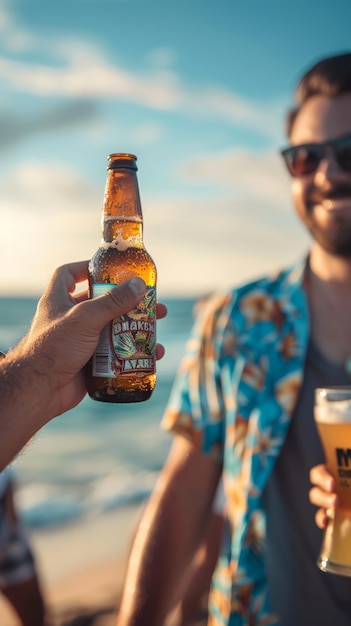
[162,259,310,625]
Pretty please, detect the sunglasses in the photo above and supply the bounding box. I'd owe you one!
[280,133,351,177]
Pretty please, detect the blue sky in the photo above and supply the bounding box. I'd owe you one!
[1,0,350,296]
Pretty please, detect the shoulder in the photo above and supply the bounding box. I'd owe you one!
[191,262,307,363]
[197,264,301,327]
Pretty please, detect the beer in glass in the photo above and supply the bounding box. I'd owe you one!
[315,386,351,576]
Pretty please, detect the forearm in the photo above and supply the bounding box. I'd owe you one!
[117,438,221,626]
[118,487,203,625]
[0,352,52,469]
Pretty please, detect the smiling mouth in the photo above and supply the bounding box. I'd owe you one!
[309,187,351,214]
[313,197,351,214]
[309,185,351,209]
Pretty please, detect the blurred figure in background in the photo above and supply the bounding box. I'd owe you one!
[117,51,351,626]
[0,468,46,626]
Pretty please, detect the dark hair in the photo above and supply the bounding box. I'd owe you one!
[286,52,351,137]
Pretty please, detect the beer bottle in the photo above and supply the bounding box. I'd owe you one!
[86,153,157,403]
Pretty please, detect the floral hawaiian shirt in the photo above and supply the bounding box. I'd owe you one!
[162,259,310,626]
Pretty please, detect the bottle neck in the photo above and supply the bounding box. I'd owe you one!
[101,167,144,245]
[102,217,143,245]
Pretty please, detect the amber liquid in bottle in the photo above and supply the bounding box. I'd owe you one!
[86,153,157,403]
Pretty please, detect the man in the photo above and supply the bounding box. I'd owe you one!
[0,262,166,470]
[117,52,351,626]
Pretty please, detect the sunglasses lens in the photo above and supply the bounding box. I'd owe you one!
[288,147,320,176]
[337,142,351,172]
[283,135,351,176]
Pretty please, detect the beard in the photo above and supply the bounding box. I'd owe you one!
[301,184,351,257]
[307,217,351,257]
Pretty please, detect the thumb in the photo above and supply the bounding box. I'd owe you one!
[82,277,147,330]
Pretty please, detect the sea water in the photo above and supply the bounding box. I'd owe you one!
[0,296,195,529]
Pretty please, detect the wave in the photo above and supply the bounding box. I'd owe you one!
[16,470,158,529]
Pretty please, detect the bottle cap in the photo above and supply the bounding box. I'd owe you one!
[107,153,138,171]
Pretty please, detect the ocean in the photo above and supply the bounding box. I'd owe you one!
[0,296,196,530]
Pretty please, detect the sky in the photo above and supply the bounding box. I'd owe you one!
[0,0,350,297]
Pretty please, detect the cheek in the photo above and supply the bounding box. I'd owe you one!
[291,179,308,218]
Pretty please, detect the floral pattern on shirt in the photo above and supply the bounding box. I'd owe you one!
[162,260,310,625]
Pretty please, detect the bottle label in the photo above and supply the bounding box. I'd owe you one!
[91,283,156,378]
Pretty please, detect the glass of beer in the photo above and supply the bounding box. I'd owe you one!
[315,386,351,576]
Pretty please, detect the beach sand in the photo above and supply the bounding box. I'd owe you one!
[0,504,143,626]
[0,503,210,626]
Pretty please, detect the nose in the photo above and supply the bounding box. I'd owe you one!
[314,147,348,186]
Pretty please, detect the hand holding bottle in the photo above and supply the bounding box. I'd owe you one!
[0,261,167,469]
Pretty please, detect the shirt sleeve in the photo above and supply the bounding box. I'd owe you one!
[161,292,234,463]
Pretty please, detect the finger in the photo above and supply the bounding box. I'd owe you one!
[39,262,90,320]
[309,464,335,491]
[72,290,89,305]
[44,261,89,294]
[309,486,338,510]
[156,344,165,360]
[76,278,147,331]
[107,278,146,307]
[57,261,90,287]
[156,303,168,320]
[315,508,329,529]
[77,293,166,325]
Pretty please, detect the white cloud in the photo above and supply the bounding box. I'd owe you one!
[0,2,36,52]
[1,162,100,211]
[179,148,291,209]
[0,41,183,108]
[178,87,284,142]
[0,8,283,141]
[147,47,178,69]
[130,121,164,145]
[0,163,101,295]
